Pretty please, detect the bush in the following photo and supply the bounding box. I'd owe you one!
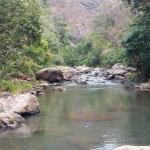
[101,48,129,68]
[0,80,32,94]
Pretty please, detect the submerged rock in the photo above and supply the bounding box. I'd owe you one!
[0,112,24,129]
[55,86,66,92]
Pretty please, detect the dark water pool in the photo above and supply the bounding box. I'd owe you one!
[0,81,150,150]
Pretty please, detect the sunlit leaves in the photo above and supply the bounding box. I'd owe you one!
[0,0,42,63]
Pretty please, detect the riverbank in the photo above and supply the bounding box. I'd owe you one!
[1,63,150,95]
[0,63,149,130]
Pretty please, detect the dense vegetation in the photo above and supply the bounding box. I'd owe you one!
[0,0,150,92]
[122,0,150,76]
[0,0,52,92]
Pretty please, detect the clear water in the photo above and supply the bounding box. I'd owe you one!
[0,81,150,150]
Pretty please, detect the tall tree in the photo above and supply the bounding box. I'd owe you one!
[122,0,150,75]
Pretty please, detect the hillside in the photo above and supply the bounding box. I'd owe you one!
[48,0,107,42]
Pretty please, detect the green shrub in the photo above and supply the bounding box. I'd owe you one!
[0,80,33,94]
[101,49,129,68]
[126,73,148,84]
[52,54,65,65]
[0,80,15,92]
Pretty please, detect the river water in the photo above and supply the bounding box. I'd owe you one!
[0,81,150,150]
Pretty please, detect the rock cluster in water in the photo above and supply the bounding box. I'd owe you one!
[0,92,40,129]
[0,63,138,129]
[35,63,136,85]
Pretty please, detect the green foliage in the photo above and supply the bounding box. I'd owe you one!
[0,0,42,63]
[55,20,71,47]
[122,0,150,76]
[0,0,54,93]
[52,54,65,65]
[0,80,15,92]
[63,47,76,66]
[122,26,150,53]
[126,72,148,84]
[0,80,32,93]
[123,0,150,10]
[73,39,93,66]
[73,33,107,67]
[24,40,52,66]
[101,49,128,68]
[19,58,40,77]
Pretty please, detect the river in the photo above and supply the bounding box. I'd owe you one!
[0,81,150,150]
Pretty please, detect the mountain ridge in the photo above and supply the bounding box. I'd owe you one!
[48,0,106,41]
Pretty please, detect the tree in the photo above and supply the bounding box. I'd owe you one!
[123,0,150,9]
[122,0,150,75]
[55,20,71,47]
[0,0,42,65]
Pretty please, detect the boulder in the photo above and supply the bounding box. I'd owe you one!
[114,146,150,150]
[105,75,114,80]
[107,63,128,76]
[35,68,64,82]
[101,70,109,77]
[57,66,77,80]
[0,93,40,115]
[75,66,91,74]
[114,75,125,80]
[112,63,126,69]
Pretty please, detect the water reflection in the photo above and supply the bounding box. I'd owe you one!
[1,83,150,150]
[0,114,40,138]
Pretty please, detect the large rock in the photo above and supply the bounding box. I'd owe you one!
[112,63,126,70]
[0,93,40,115]
[35,68,64,82]
[107,63,128,76]
[57,66,78,80]
[114,146,150,150]
[114,75,125,80]
[75,66,91,74]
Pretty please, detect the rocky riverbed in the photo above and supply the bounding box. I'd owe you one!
[35,63,136,88]
[1,64,150,150]
[0,63,149,131]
